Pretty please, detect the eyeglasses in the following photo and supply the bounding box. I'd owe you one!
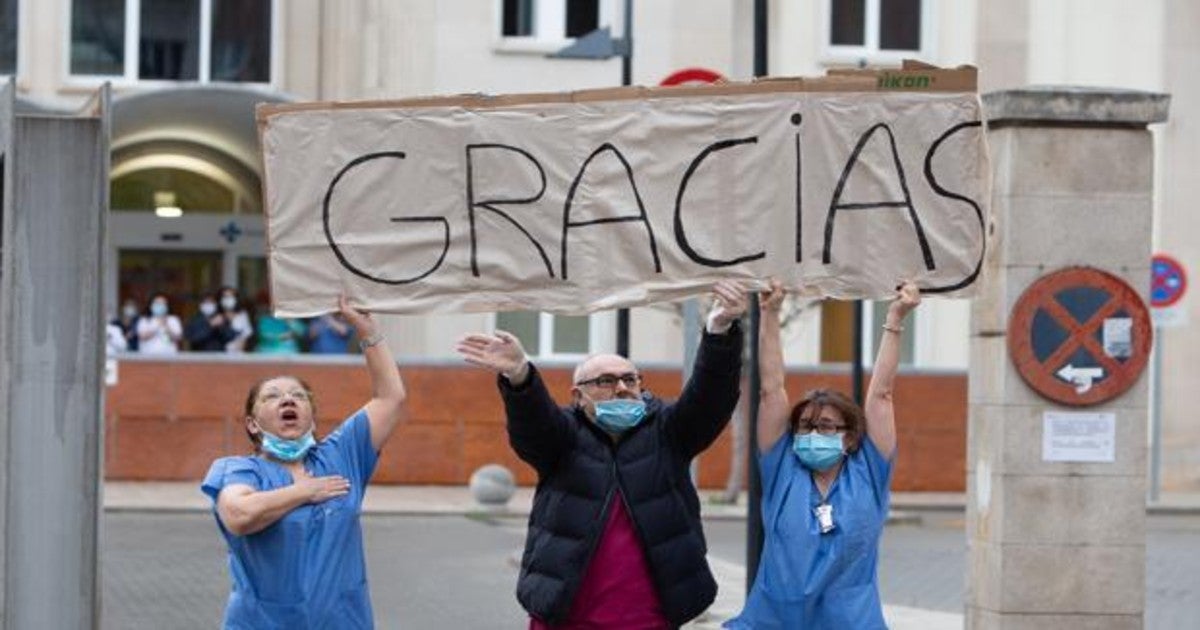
[576,373,641,389]
[258,390,311,404]
[798,420,847,435]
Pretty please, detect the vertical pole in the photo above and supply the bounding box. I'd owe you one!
[852,301,865,404]
[621,0,632,86]
[1149,331,1163,502]
[1,84,109,630]
[745,0,768,593]
[0,77,13,628]
[615,0,633,357]
[616,309,630,357]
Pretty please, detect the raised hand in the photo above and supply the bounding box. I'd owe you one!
[759,278,785,313]
[293,474,350,503]
[338,295,378,340]
[456,330,529,381]
[887,282,921,322]
[707,279,750,331]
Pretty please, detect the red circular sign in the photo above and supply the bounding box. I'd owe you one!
[1008,267,1153,406]
[659,67,725,87]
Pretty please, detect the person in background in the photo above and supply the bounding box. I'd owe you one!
[308,313,354,354]
[218,286,254,353]
[113,298,141,352]
[201,296,406,628]
[106,316,128,355]
[254,297,307,355]
[185,292,236,352]
[724,281,921,629]
[456,280,749,629]
[136,293,183,355]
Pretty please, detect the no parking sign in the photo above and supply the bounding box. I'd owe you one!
[1151,253,1188,328]
[1151,254,1187,308]
[1008,267,1153,406]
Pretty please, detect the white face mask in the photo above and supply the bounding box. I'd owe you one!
[220,296,238,311]
[199,301,217,317]
[122,305,138,319]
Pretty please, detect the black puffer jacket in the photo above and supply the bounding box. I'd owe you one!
[499,324,743,626]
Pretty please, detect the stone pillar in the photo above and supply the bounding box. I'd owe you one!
[967,88,1169,629]
[0,81,109,629]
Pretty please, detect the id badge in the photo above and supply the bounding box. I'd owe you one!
[815,503,835,534]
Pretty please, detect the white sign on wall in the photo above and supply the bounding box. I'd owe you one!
[1152,305,1188,328]
[105,358,118,386]
[1042,411,1116,463]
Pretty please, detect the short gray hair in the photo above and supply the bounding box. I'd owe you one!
[572,353,636,385]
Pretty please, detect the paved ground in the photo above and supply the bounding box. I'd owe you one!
[102,506,1200,629]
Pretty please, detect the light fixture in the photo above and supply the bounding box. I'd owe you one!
[154,190,183,218]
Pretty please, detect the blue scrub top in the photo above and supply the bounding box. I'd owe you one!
[201,409,378,629]
[725,432,894,630]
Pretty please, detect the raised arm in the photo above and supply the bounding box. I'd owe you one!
[864,283,921,458]
[340,296,407,451]
[667,280,749,456]
[756,280,791,452]
[456,331,569,471]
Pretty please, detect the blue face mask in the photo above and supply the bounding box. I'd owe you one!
[792,432,845,471]
[259,428,316,462]
[593,399,647,433]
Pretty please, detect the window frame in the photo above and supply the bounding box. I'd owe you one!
[493,0,615,55]
[863,298,919,368]
[491,310,612,360]
[63,0,279,88]
[819,0,936,67]
[0,0,24,79]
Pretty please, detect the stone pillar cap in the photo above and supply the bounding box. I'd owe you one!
[984,86,1170,126]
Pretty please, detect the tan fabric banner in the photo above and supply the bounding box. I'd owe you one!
[260,77,989,316]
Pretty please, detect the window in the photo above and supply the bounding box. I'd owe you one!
[501,0,534,37]
[823,0,931,65]
[111,167,236,214]
[70,0,272,83]
[0,0,16,75]
[139,0,200,81]
[818,299,914,366]
[498,0,609,52]
[565,1,599,38]
[495,311,592,358]
[868,299,914,366]
[210,0,272,82]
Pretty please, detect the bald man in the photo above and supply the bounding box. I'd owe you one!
[457,281,748,629]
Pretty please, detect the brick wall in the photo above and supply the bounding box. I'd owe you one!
[105,358,966,491]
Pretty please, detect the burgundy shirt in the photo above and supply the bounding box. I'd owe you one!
[529,495,670,629]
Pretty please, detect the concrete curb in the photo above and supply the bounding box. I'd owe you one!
[102,483,1200,517]
[103,503,928,527]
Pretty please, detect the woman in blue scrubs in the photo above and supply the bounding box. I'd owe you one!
[201,296,407,629]
[726,281,920,629]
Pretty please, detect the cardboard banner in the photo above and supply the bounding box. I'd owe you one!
[259,66,989,316]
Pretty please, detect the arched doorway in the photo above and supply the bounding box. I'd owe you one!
[108,85,290,330]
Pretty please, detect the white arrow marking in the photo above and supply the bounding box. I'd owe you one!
[1056,364,1105,394]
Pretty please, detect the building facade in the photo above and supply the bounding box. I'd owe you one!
[4,0,1195,490]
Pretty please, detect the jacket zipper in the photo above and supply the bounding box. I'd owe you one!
[609,443,667,618]
[564,460,616,616]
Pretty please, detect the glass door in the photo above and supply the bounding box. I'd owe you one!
[118,249,223,319]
